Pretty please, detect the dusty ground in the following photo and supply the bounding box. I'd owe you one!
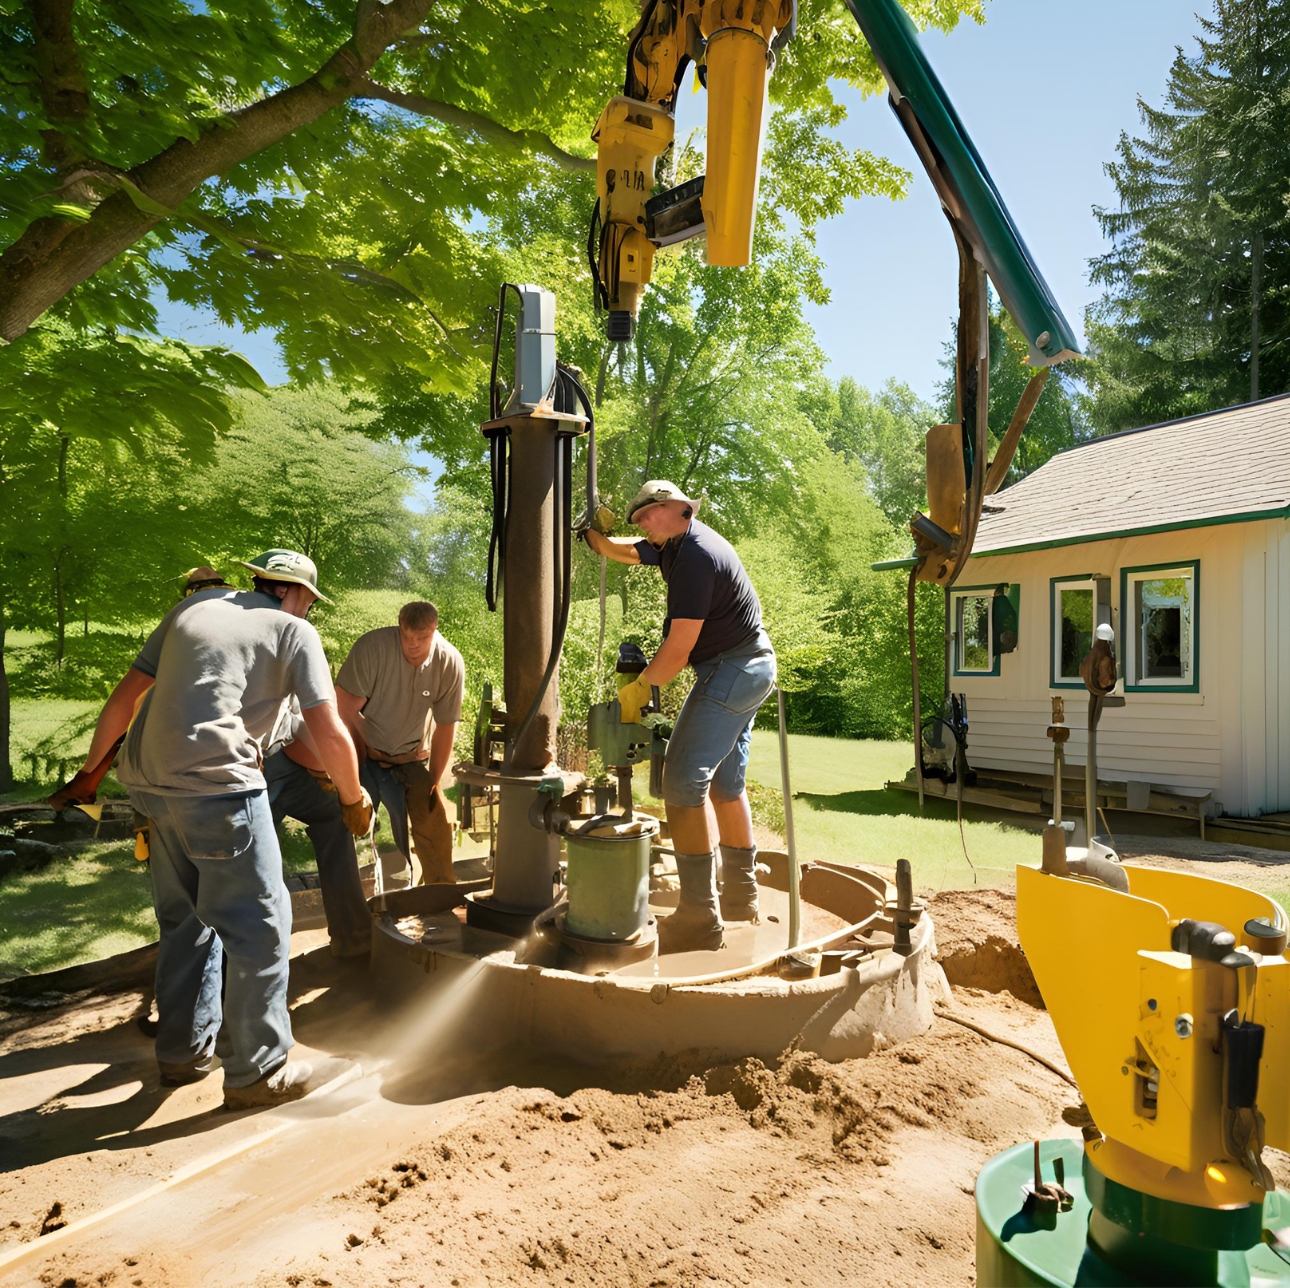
[3,834,1288,1288]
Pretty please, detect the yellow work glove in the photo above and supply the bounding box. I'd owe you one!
[617,676,652,726]
[340,787,376,838]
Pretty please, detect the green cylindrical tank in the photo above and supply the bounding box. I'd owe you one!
[976,1140,1290,1287]
[564,816,658,941]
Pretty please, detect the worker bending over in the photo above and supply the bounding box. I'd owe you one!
[585,481,776,953]
[56,549,374,1108]
[336,601,464,886]
[263,702,373,959]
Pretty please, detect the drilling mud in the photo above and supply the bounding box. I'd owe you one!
[0,892,1091,1288]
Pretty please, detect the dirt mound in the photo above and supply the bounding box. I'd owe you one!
[929,887,1042,1007]
[238,1023,1058,1288]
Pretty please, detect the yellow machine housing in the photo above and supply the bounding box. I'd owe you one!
[1018,862,1290,1211]
[591,0,793,335]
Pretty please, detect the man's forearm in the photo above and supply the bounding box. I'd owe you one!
[81,668,155,771]
[642,637,691,687]
[301,701,363,803]
[427,722,458,789]
[641,620,703,687]
[586,530,642,565]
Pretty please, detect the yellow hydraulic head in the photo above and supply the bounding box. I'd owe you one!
[590,0,794,340]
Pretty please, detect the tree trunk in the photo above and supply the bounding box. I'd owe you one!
[55,434,68,666]
[0,576,11,792]
[1251,229,1262,403]
[54,550,66,667]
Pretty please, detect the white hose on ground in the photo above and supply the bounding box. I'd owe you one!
[776,686,801,950]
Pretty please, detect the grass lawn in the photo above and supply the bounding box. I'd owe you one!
[747,732,1042,893]
[0,839,155,980]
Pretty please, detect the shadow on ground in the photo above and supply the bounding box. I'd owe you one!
[796,787,1044,834]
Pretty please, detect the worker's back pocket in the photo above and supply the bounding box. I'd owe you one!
[171,794,256,861]
[701,652,776,715]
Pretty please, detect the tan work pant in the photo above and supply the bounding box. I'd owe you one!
[389,760,456,885]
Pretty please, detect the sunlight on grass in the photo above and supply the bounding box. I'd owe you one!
[0,841,156,980]
[747,732,1040,893]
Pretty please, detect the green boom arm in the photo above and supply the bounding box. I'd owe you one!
[844,0,1080,369]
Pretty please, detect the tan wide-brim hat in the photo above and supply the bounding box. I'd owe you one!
[626,479,700,523]
[238,549,333,604]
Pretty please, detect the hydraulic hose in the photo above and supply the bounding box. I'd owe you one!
[485,282,523,613]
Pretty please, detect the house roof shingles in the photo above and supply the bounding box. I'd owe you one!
[973,393,1290,557]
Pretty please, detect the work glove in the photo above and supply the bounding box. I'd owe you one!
[306,765,338,795]
[617,676,653,726]
[340,787,376,838]
[48,769,98,813]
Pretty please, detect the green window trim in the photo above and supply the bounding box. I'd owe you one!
[1049,574,1113,690]
[950,583,1018,678]
[1119,560,1200,694]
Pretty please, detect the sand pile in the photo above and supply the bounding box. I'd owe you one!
[232,1017,1069,1288]
[929,887,1042,1006]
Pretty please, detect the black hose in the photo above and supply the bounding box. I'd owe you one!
[486,283,523,613]
[558,361,597,526]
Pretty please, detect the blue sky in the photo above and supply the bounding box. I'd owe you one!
[798,0,1214,400]
[155,0,1215,450]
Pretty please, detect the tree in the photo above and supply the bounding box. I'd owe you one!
[1084,0,1290,432]
[0,0,980,385]
[0,322,261,788]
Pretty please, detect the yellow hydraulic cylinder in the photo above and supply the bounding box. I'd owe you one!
[698,0,791,266]
[592,97,674,322]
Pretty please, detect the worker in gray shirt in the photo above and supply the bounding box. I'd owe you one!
[336,601,464,885]
[62,550,374,1110]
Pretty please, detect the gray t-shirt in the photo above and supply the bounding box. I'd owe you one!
[117,589,335,796]
[335,627,465,759]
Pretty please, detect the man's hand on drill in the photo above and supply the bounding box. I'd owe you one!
[340,787,376,837]
[617,676,652,725]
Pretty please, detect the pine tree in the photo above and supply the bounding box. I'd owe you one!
[1085,0,1290,433]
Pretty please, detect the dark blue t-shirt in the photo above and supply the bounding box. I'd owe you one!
[636,519,762,664]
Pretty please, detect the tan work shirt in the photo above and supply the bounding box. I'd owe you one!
[335,627,465,760]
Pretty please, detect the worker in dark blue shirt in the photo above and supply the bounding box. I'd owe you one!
[585,480,776,953]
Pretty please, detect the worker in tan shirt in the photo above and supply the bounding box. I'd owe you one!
[335,601,464,885]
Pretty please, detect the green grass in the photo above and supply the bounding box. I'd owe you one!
[747,732,1042,893]
[0,840,156,980]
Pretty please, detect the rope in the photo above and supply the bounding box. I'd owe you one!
[935,1007,1076,1087]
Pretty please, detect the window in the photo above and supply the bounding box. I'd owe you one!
[1051,576,1111,687]
[956,593,993,673]
[1122,562,1198,691]
[950,584,1018,677]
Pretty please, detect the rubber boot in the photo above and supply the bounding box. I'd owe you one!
[658,851,725,954]
[718,844,760,923]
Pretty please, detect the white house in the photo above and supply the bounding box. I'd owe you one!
[942,393,1290,825]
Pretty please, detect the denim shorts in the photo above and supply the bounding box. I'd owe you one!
[662,631,777,808]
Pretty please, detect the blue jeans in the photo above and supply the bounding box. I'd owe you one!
[663,631,777,808]
[265,751,371,954]
[131,788,292,1089]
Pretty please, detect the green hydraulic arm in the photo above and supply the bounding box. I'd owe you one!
[844,0,1080,589]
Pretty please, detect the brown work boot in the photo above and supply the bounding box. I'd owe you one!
[658,852,725,954]
[718,844,761,923]
[222,1060,313,1110]
[158,1049,214,1087]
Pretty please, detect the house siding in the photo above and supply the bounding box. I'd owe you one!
[953,521,1290,816]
